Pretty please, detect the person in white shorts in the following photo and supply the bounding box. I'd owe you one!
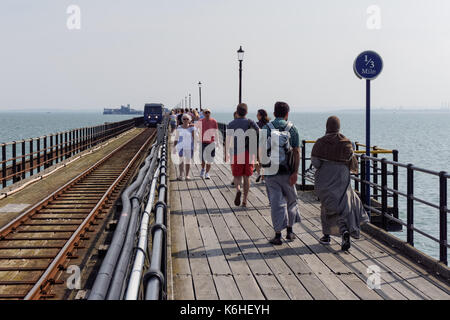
[173,114,196,180]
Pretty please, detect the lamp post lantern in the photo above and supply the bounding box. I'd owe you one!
[237,46,244,104]
[198,81,202,111]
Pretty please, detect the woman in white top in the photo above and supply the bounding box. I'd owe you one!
[173,114,196,180]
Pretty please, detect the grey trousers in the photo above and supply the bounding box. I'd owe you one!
[265,174,301,232]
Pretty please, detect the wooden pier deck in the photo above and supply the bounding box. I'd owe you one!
[168,160,450,300]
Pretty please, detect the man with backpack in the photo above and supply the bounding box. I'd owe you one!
[260,101,301,245]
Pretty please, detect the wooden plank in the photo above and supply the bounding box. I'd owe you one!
[186,165,258,300]
[170,161,449,300]
[170,178,194,300]
[211,168,335,299]
[298,215,409,300]
[213,275,242,300]
[235,211,313,300]
[297,188,450,300]
[207,172,289,300]
[295,201,420,300]
[177,179,218,299]
[213,167,361,300]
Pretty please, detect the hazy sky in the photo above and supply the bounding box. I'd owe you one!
[0,0,449,112]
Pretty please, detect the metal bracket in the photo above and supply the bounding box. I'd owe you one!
[151,222,167,238]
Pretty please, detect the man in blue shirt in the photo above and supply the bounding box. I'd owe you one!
[226,103,259,207]
[260,101,301,245]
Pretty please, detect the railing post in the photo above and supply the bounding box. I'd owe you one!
[55,134,59,164]
[65,132,68,160]
[29,139,34,177]
[1,144,6,188]
[12,142,17,183]
[89,127,93,148]
[43,136,48,169]
[407,164,414,246]
[360,154,367,206]
[393,150,399,217]
[301,140,306,188]
[36,138,41,173]
[21,140,26,180]
[69,131,73,158]
[354,156,359,192]
[354,142,359,191]
[439,171,447,265]
[82,128,85,151]
[49,135,54,167]
[381,158,388,230]
[60,133,64,162]
[373,146,378,198]
[77,129,80,153]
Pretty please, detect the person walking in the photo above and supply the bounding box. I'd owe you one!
[173,114,196,181]
[230,111,238,186]
[311,116,369,251]
[198,108,218,179]
[261,101,301,245]
[256,109,270,129]
[169,110,177,133]
[226,103,259,207]
[255,109,270,182]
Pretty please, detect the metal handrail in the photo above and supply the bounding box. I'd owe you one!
[358,154,448,265]
[144,120,169,300]
[1,117,144,189]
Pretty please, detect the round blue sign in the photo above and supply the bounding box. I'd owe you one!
[353,51,383,80]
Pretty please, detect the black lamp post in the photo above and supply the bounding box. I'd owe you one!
[237,46,244,104]
[198,81,202,111]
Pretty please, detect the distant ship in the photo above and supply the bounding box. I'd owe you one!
[103,104,143,115]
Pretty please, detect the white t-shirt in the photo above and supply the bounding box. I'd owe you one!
[176,126,196,151]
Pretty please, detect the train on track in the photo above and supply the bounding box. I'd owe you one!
[144,103,165,127]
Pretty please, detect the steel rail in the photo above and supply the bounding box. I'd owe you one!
[23,129,155,300]
[88,144,156,300]
[0,131,151,238]
[0,129,156,299]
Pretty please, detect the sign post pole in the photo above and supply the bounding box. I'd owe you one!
[353,50,383,218]
[366,79,371,210]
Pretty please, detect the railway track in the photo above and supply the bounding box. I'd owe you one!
[0,128,155,299]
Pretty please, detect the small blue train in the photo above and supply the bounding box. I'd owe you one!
[144,103,164,127]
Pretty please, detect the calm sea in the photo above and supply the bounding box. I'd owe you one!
[0,110,449,260]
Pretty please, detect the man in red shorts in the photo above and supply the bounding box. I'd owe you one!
[226,103,259,207]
